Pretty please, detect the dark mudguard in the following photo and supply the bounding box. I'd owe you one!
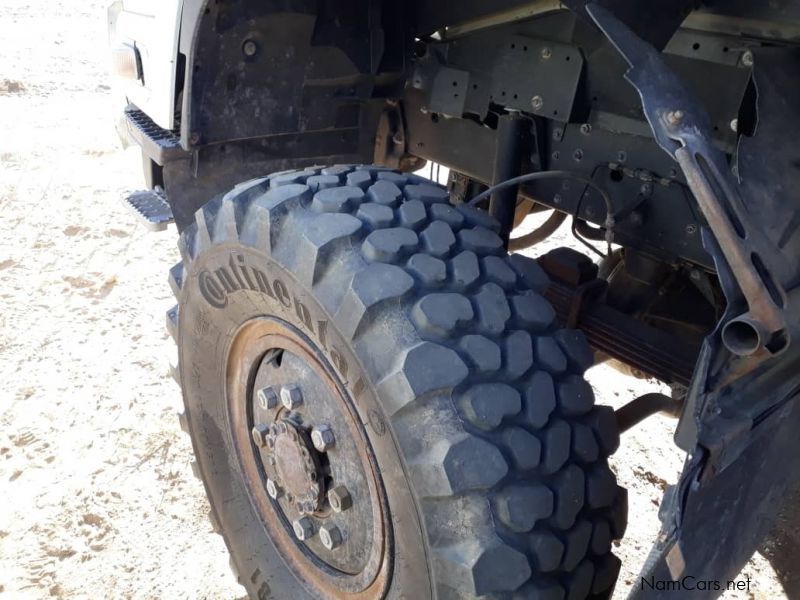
[582,3,800,596]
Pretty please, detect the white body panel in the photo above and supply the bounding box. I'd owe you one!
[109,0,183,130]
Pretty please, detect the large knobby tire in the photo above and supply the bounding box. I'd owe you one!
[168,165,627,599]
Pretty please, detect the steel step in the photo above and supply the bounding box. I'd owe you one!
[124,106,185,165]
[123,187,174,231]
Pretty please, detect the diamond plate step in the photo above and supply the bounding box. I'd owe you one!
[123,187,174,231]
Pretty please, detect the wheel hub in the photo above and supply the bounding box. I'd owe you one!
[268,419,323,514]
[226,318,391,596]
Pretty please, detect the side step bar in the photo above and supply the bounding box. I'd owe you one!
[124,106,186,165]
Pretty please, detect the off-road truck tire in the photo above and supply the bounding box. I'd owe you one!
[168,165,627,599]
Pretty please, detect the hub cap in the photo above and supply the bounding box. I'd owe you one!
[269,419,324,514]
[226,318,391,596]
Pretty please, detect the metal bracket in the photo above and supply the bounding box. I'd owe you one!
[373,101,425,172]
[586,3,789,357]
[415,34,584,123]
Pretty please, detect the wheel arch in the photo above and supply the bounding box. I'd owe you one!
[162,0,412,230]
[176,0,409,149]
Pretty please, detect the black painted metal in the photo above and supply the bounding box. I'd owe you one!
[562,0,696,50]
[124,106,185,165]
[489,114,528,245]
[414,30,584,123]
[615,393,681,433]
[411,0,542,35]
[584,2,800,593]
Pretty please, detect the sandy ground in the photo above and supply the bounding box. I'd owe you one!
[0,1,788,599]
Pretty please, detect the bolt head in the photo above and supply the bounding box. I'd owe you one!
[665,110,684,126]
[257,386,279,410]
[310,425,335,452]
[292,517,314,541]
[251,423,270,448]
[540,47,552,60]
[685,224,697,235]
[319,524,343,550]
[579,123,592,135]
[741,50,754,67]
[730,118,739,133]
[242,39,258,57]
[266,478,283,499]
[530,95,544,111]
[280,384,303,410]
[327,485,353,513]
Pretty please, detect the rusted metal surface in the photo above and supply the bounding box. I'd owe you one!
[226,319,391,598]
[675,148,785,348]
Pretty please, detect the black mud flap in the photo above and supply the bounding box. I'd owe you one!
[580,2,800,596]
[635,358,800,598]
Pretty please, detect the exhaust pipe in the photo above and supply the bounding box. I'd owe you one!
[721,312,771,356]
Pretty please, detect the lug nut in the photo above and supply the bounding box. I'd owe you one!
[251,423,270,448]
[280,384,303,410]
[266,478,283,499]
[257,386,279,410]
[311,425,335,452]
[319,524,343,550]
[328,485,353,513]
[292,517,314,541]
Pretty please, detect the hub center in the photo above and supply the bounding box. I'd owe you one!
[269,420,323,512]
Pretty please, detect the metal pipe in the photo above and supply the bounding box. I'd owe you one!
[489,114,529,246]
[508,210,567,251]
[675,147,785,341]
[721,311,770,356]
[616,393,682,433]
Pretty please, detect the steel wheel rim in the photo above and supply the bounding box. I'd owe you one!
[226,317,392,597]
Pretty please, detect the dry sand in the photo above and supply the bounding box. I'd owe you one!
[0,1,787,598]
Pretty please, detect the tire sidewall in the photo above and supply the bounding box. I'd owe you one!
[179,243,433,599]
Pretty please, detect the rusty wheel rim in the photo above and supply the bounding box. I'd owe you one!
[226,317,392,597]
